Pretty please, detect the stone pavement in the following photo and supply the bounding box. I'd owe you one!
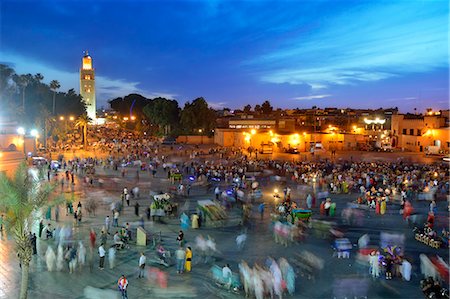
[0,161,448,299]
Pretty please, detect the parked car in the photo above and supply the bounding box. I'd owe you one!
[162,137,176,145]
[285,147,299,154]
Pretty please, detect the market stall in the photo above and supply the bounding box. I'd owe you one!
[150,193,171,220]
[197,200,227,227]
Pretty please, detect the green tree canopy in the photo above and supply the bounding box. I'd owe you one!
[0,64,86,127]
[142,97,180,136]
[180,97,216,135]
[0,163,59,299]
[261,100,273,115]
[108,93,151,119]
[243,104,252,113]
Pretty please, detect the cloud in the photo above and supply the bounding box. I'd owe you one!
[0,51,176,104]
[207,101,228,109]
[245,2,447,88]
[293,94,331,101]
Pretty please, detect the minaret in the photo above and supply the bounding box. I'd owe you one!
[80,50,96,121]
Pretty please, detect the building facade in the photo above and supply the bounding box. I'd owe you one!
[80,51,96,121]
[214,108,449,154]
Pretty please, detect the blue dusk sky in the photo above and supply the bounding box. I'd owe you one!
[0,0,448,112]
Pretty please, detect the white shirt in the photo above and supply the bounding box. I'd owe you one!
[98,246,106,257]
[139,255,146,266]
[222,266,232,279]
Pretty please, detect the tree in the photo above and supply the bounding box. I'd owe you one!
[75,113,92,148]
[0,64,15,94]
[50,80,61,115]
[0,64,87,128]
[180,97,216,135]
[254,104,262,115]
[261,100,273,115]
[108,93,151,119]
[12,74,32,110]
[142,98,180,136]
[34,73,44,83]
[0,163,57,299]
[243,104,252,114]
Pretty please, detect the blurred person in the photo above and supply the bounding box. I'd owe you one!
[45,246,56,272]
[175,246,186,274]
[369,251,380,279]
[56,244,64,271]
[98,243,106,270]
[138,252,146,278]
[236,232,247,251]
[185,246,192,272]
[401,258,412,281]
[279,257,295,295]
[113,210,120,227]
[222,264,232,290]
[239,261,253,297]
[176,230,184,246]
[109,246,116,269]
[253,265,264,299]
[78,241,86,269]
[89,228,97,248]
[117,274,129,299]
[68,246,77,274]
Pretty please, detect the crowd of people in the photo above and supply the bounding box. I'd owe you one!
[22,133,449,298]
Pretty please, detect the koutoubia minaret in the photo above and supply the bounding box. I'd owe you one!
[80,50,96,121]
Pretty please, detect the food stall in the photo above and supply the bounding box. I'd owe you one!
[151,193,171,219]
[197,200,227,227]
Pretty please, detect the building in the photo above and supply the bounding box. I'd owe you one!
[0,117,33,176]
[80,51,96,121]
[213,108,449,153]
[392,111,449,153]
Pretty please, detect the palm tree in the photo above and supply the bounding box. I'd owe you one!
[13,74,31,110]
[0,163,57,299]
[75,113,92,149]
[34,73,44,83]
[50,80,60,115]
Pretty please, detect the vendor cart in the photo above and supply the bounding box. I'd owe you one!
[333,238,352,258]
[151,193,172,220]
[197,200,227,227]
[291,209,312,223]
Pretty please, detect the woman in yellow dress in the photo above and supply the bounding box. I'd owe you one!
[185,247,192,272]
[380,198,387,215]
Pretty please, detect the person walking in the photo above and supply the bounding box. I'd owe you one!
[185,246,192,272]
[114,210,120,227]
[31,233,37,255]
[68,246,77,274]
[118,274,129,299]
[222,264,233,290]
[134,202,140,217]
[258,203,265,220]
[109,246,116,269]
[98,243,106,270]
[89,229,97,249]
[175,246,186,274]
[100,229,108,246]
[105,216,111,233]
[138,252,146,278]
[176,230,184,246]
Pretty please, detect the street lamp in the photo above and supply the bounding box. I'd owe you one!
[69,116,75,121]
[30,129,38,137]
[17,127,25,135]
[59,116,64,121]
